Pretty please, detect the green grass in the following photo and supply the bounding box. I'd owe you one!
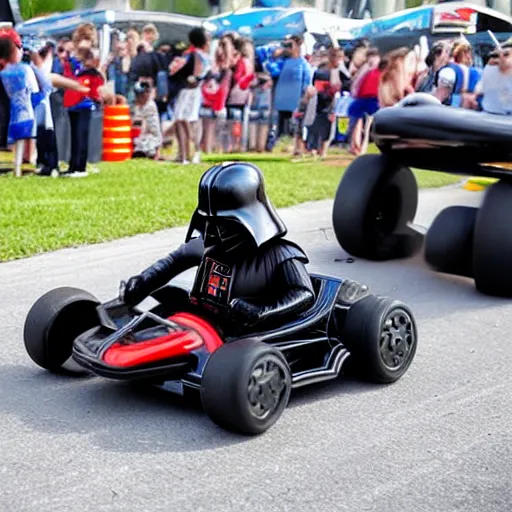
[0,155,462,262]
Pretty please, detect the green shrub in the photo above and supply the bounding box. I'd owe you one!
[19,0,75,19]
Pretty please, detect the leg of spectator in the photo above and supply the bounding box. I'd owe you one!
[350,117,363,155]
[182,121,192,162]
[174,121,186,162]
[36,126,47,174]
[45,128,59,173]
[190,121,201,163]
[68,111,79,172]
[248,122,256,151]
[14,139,24,177]
[257,121,269,153]
[77,109,92,173]
[360,115,374,155]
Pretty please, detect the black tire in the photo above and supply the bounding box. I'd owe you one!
[24,287,101,373]
[473,181,512,297]
[342,295,418,384]
[425,206,478,278]
[201,339,292,435]
[332,154,421,261]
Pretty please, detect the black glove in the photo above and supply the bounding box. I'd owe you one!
[121,275,149,306]
[229,298,262,328]
[119,238,204,306]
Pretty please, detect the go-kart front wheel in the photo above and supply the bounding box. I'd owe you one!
[24,287,101,374]
[201,339,292,435]
[342,295,418,384]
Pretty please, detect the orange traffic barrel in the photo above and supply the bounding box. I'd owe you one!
[102,105,132,162]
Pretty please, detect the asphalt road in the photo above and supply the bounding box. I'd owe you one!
[1,184,511,512]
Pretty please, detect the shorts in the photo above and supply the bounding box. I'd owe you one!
[199,106,216,118]
[348,97,379,119]
[306,114,332,149]
[226,105,245,121]
[249,109,270,125]
[199,106,227,120]
[173,88,202,122]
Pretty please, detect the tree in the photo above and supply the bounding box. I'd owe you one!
[406,0,430,7]
[19,0,75,19]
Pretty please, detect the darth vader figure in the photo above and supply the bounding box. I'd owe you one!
[121,162,315,333]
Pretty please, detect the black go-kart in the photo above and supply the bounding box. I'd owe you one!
[23,275,417,436]
[332,93,512,297]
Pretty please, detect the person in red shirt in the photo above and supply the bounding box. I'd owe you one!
[347,48,382,155]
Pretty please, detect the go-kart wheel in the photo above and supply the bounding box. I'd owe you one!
[425,206,478,278]
[201,339,292,435]
[24,287,100,374]
[332,154,421,261]
[342,295,418,384]
[473,181,512,297]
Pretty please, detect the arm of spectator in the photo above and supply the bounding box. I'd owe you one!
[350,63,370,97]
[48,73,90,93]
[301,60,313,96]
[433,66,455,103]
[217,69,232,110]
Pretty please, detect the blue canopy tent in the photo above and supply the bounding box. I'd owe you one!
[206,7,290,37]
[248,8,367,45]
[15,9,207,44]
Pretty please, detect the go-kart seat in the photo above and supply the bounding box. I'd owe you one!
[373,103,512,145]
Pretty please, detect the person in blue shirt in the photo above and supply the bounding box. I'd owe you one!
[272,35,312,140]
[433,40,481,108]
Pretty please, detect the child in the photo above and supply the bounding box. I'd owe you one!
[132,81,162,159]
[62,47,104,177]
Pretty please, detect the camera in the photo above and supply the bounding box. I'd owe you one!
[22,47,32,64]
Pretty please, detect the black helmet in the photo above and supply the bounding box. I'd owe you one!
[185,162,287,246]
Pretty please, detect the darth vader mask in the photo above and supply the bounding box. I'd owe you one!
[204,218,254,254]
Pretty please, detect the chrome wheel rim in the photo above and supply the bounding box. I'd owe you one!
[247,358,288,420]
[380,309,415,370]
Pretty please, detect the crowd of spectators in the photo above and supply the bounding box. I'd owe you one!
[0,20,511,177]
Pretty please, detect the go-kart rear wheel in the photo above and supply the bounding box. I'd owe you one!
[24,287,100,374]
[473,181,512,297]
[332,154,421,261]
[342,295,418,384]
[425,206,478,278]
[201,339,292,435]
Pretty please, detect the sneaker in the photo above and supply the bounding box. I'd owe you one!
[50,169,60,178]
[191,152,201,164]
[181,160,190,165]
[69,171,89,178]
[61,171,89,178]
